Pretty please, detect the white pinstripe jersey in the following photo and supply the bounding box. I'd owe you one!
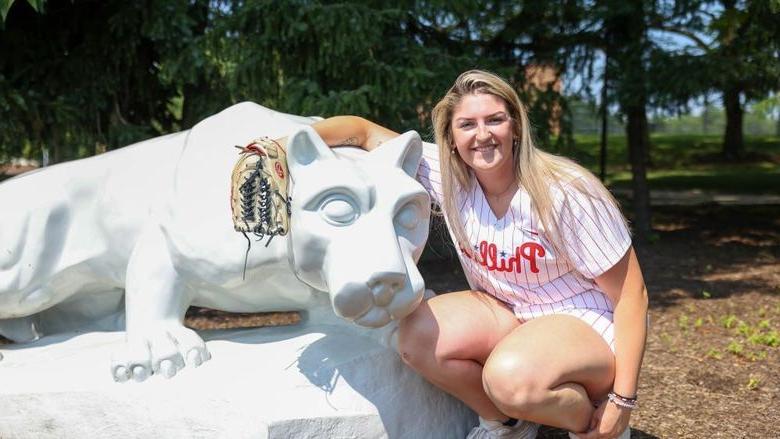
[416,142,632,316]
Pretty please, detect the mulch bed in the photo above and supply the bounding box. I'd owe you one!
[1,196,777,438]
[624,204,779,439]
[0,164,37,181]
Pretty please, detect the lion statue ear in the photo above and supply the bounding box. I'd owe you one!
[286,126,335,177]
[370,131,423,179]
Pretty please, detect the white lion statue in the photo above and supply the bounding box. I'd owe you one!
[0,102,430,382]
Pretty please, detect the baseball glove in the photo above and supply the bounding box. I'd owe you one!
[230,137,291,278]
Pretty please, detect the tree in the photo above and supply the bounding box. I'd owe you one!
[460,0,657,239]
[0,0,209,162]
[712,1,780,158]
[603,0,654,239]
[1,0,508,162]
[648,0,780,158]
[208,1,499,134]
[567,0,723,240]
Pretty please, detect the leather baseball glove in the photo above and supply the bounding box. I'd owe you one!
[230,137,291,277]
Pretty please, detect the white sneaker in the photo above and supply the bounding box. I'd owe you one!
[466,417,539,439]
[568,427,630,439]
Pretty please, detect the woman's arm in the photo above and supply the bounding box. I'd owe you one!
[277,115,399,151]
[580,247,647,438]
[596,246,648,399]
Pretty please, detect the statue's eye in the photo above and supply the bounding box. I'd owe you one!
[320,195,359,226]
[394,202,420,230]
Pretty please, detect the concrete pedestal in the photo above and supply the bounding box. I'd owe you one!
[0,324,475,438]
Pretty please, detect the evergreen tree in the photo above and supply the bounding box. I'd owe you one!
[0,0,206,162]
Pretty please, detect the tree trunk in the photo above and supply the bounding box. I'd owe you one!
[605,0,653,241]
[722,86,744,159]
[626,104,652,241]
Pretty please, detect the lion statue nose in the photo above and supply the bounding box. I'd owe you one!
[367,272,406,306]
[331,271,407,323]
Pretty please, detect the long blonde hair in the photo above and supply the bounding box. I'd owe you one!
[431,70,628,262]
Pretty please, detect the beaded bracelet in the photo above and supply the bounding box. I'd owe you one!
[608,391,638,410]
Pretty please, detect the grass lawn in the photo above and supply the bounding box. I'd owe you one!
[568,134,780,194]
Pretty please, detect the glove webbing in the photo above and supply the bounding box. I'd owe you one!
[231,138,291,280]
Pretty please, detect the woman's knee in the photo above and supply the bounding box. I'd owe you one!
[482,351,545,414]
[397,301,438,369]
[398,291,519,370]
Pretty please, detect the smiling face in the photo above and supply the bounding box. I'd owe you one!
[451,92,515,181]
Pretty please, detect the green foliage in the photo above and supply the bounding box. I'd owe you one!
[689,311,780,362]
[570,132,780,194]
[752,93,780,131]
[748,330,779,348]
[610,167,780,195]
[574,132,780,165]
[678,313,690,330]
[1,0,572,161]
[708,1,780,100]
[726,339,743,355]
[746,376,760,390]
[1,0,777,177]
[650,106,778,137]
[0,0,203,161]
[208,1,468,133]
[706,347,723,359]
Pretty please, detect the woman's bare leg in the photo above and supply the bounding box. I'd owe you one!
[397,290,521,420]
[481,314,615,433]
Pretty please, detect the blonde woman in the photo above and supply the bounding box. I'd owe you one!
[302,70,648,439]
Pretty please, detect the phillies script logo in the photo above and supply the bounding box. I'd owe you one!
[461,240,545,273]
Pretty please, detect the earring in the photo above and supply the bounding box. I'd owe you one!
[450,148,456,155]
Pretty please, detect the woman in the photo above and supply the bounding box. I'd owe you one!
[299,70,648,439]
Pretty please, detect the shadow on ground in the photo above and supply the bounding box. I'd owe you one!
[538,426,660,438]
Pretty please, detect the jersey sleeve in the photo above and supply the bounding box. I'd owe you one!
[416,141,444,206]
[554,178,632,279]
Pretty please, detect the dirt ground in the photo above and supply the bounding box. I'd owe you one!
[1,168,777,438]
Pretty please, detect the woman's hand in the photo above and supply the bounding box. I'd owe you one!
[574,400,631,439]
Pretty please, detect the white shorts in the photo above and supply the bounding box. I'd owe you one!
[512,291,616,353]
